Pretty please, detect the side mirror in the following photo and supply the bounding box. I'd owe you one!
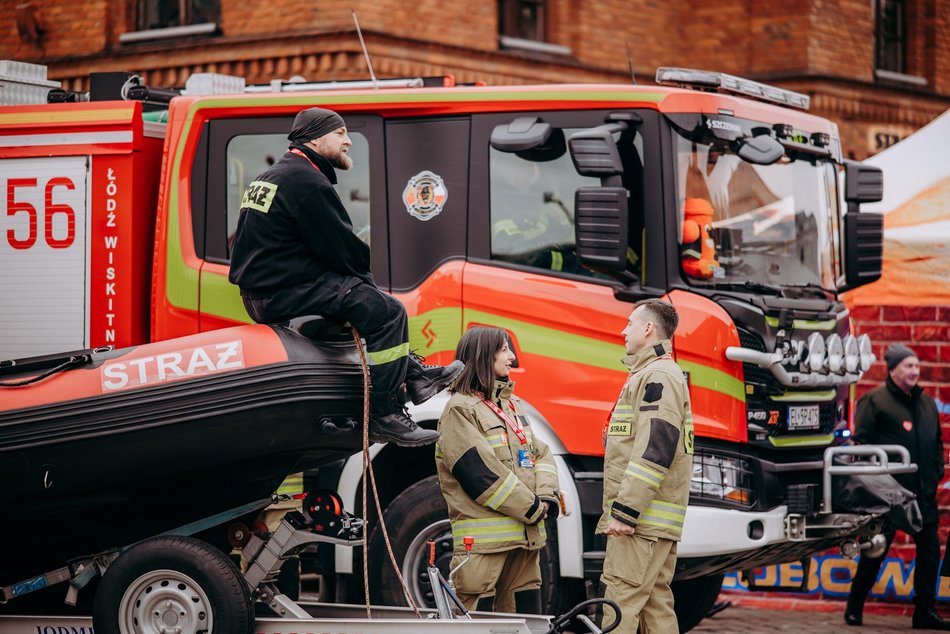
[841,212,883,290]
[736,135,784,165]
[568,124,626,180]
[574,187,628,271]
[490,117,553,152]
[844,160,883,207]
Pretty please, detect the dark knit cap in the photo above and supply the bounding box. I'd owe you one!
[884,343,916,370]
[288,107,346,143]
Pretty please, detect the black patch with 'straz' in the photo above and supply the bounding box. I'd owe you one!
[643,382,664,403]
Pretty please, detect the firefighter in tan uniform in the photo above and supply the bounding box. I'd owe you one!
[598,299,693,634]
[436,327,561,614]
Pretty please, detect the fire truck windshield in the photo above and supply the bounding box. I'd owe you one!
[673,130,843,294]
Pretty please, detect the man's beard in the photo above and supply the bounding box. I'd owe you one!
[329,149,352,170]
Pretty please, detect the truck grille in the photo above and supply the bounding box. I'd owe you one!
[737,329,772,386]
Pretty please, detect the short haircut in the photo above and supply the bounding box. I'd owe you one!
[635,298,679,339]
[452,327,509,396]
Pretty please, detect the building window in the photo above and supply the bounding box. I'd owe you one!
[137,0,219,32]
[875,0,905,73]
[499,0,545,42]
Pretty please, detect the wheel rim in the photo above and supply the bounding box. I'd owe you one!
[401,518,453,608]
[118,568,213,634]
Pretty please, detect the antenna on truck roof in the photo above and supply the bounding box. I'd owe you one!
[625,42,637,85]
[351,11,378,89]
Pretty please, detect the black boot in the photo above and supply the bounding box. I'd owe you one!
[369,392,438,447]
[406,352,464,405]
[913,607,950,630]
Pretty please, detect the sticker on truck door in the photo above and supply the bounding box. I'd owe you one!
[402,170,447,221]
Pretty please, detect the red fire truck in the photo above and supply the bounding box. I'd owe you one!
[0,62,904,631]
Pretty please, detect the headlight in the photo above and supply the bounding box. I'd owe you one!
[858,334,874,372]
[690,452,755,506]
[843,334,860,374]
[806,332,826,373]
[826,333,844,374]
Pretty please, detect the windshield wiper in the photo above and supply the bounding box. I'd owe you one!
[711,280,783,295]
[783,283,833,298]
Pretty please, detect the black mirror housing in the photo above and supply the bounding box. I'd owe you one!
[574,187,628,271]
[737,134,784,165]
[490,117,553,153]
[841,212,883,290]
[844,160,883,205]
[568,124,626,179]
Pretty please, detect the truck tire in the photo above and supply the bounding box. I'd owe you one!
[92,535,253,634]
[367,475,579,614]
[671,573,724,633]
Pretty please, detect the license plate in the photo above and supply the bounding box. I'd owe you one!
[787,405,820,430]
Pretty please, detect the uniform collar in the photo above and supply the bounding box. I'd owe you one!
[289,142,338,184]
[622,339,672,372]
[492,378,515,403]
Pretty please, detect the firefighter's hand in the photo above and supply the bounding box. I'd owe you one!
[605,518,635,536]
[543,501,550,519]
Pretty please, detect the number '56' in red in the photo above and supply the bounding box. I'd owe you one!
[6,177,76,250]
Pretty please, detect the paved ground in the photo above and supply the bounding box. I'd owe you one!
[692,598,916,633]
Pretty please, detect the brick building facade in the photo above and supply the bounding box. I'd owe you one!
[3,0,949,158]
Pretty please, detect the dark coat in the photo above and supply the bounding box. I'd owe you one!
[853,376,945,524]
[228,142,374,312]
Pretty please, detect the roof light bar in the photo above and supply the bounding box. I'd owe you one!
[655,67,810,111]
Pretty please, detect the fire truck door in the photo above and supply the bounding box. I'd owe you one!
[386,118,469,361]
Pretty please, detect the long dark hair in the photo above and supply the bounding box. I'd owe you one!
[451,327,508,396]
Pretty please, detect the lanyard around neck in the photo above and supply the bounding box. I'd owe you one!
[288,147,322,172]
[478,394,528,445]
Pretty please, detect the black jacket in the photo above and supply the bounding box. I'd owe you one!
[228,143,374,297]
[853,377,945,523]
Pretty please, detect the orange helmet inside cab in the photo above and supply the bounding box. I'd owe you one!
[681,198,720,278]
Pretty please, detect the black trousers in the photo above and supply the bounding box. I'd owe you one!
[847,522,940,610]
[243,278,408,396]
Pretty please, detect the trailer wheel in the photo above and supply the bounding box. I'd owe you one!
[671,573,724,633]
[92,535,253,634]
[368,475,579,614]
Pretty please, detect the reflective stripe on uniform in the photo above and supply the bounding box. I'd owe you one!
[625,461,664,489]
[535,462,557,476]
[451,517,525,548]
[435,443,444,459]
[638,500,686,531]
[682,248,701,259]
[368,342,410,365]
[613,404,634,416]
[276,473,304,496]
[484,432,506,448]
[485,472,518,510]
[550,251,563,271]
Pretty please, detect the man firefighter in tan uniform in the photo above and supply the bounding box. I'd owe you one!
[598,298,693,634]
[436,327,561,614]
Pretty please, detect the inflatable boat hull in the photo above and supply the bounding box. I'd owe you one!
[0,324,366,583]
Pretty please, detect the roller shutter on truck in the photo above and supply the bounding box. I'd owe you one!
[0,156,89,359]
[0,101,164,362]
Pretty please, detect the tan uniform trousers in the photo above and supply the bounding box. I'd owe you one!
[450,548,541,613]
[601,533,678,634]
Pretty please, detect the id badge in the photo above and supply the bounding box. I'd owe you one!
[518,449,534,468]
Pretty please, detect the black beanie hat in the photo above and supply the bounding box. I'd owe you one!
[884,343,916,370]
[288,107,346,143]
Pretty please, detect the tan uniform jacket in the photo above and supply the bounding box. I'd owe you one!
[596,340,694,541]
[436,379,560,554]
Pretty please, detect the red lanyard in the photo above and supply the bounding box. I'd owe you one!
[479,395,528,445]
[288,147,322,172]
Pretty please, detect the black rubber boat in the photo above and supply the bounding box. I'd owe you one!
[0,320,366,584]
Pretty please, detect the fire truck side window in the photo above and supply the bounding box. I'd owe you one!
[488,127,644,280]
[224,133,372,256]
[489,132,595,275]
